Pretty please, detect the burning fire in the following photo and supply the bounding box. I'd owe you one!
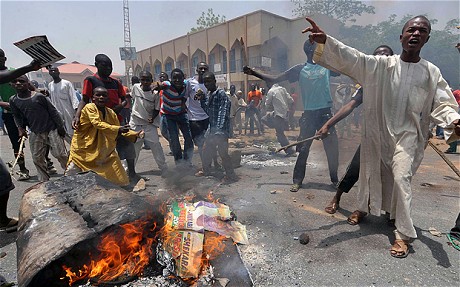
[62,219,156,286]
[157,195,228,282]
[202,233,227,266]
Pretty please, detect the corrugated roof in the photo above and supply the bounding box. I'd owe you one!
[41,62,121,77]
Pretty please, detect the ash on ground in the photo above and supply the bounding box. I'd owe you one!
[241,153,295,168]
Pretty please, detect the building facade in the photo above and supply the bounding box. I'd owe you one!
[126,10,340,95]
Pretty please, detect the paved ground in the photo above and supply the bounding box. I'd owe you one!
[1,126,459,286]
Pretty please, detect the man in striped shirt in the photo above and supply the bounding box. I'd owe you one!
[157,68,193,165]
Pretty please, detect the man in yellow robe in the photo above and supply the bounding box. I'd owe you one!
[66,87,142,186]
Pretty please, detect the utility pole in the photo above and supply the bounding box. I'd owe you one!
[121,0,136,83]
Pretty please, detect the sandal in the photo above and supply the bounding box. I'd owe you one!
[347,210,367,225]
[446,233,460,251]
[325,200,339,214]
[290,183,301,192]
[0,218,18,230]
[390,239,410,258]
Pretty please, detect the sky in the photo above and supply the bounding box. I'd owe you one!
[1,0,459,74]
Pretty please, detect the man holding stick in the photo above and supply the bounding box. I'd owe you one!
[304,16,460,258]
[244,40,340,193]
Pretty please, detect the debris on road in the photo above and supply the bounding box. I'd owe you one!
[428,227,442,237]
[132,178,146,192]
[299,233,310,245]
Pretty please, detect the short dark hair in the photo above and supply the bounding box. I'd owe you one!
[374,45,394,55]
[402,15,431,34]
[93,86,107,94]
[139,71,152,78]
[170,68,184,79]
[159,72,169,80]
[303,40,317,57]
[95,54,111,63]
[202,71,215,80]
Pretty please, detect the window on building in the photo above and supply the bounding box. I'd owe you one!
[154,63,161,78]
[177,60,184,70]
[192,56,199,70]
[209,54,215,72]
[229,49,236,73]
[165,62,173,76]
[222,51,227,73]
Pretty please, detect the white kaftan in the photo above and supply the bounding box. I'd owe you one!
[314,36,460,238]
[48,79,79,139]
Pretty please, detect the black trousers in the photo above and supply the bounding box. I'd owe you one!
[338,145,360,193]
[293,108,339,185]
[451,213,460,238]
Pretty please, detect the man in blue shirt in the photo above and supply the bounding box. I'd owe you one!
[199,72,237,183]
[244,40,339,192]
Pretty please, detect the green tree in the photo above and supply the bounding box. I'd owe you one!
[190,8,226,33]
[291,0,375,23]
[338,15,459,88]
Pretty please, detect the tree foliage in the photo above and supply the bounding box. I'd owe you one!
[291,0,375,23]
[190,8,226,33]
[338,14,460,88]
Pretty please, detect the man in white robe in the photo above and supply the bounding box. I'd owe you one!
[48,66,79,143]
[304,16,460,257]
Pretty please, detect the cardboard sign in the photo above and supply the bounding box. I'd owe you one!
[14,35,65,67]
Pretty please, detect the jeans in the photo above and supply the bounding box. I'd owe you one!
[273,115,294,154]
[293,108,339,185]
[163,113,194,163]
[189,118,209,160]
[202,134,235,176]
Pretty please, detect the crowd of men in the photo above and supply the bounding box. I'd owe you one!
[1,15,459,262]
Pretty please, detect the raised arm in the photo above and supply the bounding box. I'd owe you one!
[303,17,373,84]
[0,60,41,84]
[243,65,302,84]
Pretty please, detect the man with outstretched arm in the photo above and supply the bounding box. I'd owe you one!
[304,16,460,258]
[244,40,340,193]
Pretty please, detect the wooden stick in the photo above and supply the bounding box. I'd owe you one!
[428,140,460,178]
[9,136,26,173]
[276,135,321,153]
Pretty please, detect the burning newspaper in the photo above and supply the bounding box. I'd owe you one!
[14,35,65,67]
[161,200,248,278]
[166,201,248,244]
[164,230,204,278]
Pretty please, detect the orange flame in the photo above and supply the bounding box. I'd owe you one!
[62,219,156,286]
[203,233,226,261]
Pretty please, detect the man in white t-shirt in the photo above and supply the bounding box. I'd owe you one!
[186,62,220,171]
[129,71,167,173]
